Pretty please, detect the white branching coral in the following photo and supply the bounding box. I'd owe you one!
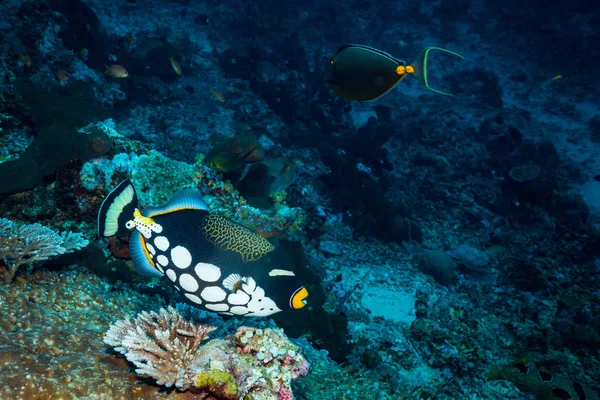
[104,306,216,390]
[0,218,89,284]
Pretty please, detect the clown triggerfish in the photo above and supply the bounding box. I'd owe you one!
[97,180,309,317]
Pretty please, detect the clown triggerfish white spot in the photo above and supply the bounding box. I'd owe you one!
[97,180,309,317]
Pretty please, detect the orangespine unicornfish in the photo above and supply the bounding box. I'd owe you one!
[488,356,598,400]
[323,45,464,101]
[97,180,308,317]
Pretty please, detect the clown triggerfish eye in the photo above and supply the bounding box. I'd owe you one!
[97,180,308,317]
[323,45,464,101]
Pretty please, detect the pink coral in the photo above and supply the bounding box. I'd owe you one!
[291,359,309,379]
[278,386,295,400]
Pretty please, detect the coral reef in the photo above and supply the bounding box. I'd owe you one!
[105,307,308,399]
[0,0,599,398]
[0,218,88,283]
[0,269,166,399]
[0,80,111,194]
[104,307,216,390]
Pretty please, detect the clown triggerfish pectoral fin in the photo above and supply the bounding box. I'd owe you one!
[144,188,208,217]
[97,179,138,238]
[409,47,464,96]
[129,230,164,277]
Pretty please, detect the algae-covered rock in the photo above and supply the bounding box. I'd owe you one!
[0,80,109,195]
[194,369,240,400]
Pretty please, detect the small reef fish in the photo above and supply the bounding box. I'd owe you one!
[280,157,299,175]
[261,157,298,193]
[488,357,598,400]
[168,56,182,75]
[98,180,309,317]
[206,151,245,172]
[55,69,69,81]
[17,53,32,68]
[104,64,129,78]
[206,135,265,172]
[323,44,464,101]
[79,48,89,61]
[210,88,225,102]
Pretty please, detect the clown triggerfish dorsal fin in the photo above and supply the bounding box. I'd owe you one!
[98,180,138,238]
[144,188,208,218]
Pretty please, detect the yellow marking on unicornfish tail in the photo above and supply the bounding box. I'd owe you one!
[134,208,156,227]
[202,214,274,262]
[409,47,464,96]
[395,65,415,75]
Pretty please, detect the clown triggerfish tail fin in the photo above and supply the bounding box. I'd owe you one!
[409,47,464,96]
[97,179,138,238]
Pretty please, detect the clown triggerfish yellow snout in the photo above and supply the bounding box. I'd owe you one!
[98,180,308,317]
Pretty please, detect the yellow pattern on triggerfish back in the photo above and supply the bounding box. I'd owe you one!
[201,214,274,262]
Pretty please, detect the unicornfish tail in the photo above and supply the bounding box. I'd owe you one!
[97,180,138,238]
[409,47,464,96]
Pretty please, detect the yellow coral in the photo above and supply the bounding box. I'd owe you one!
[195,369,240,399]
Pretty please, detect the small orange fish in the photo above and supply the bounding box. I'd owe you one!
[209,88,225,102]
[168,56,182,75]
[55,69,69,81]
[17,53,32,68]
[104,64,129,78]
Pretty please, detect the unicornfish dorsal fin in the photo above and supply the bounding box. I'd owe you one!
[144,188,208,217]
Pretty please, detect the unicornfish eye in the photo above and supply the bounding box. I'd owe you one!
[291,287,309,309]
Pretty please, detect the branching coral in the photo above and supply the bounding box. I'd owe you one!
[104,306,216,390]
[0,218,89,284]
